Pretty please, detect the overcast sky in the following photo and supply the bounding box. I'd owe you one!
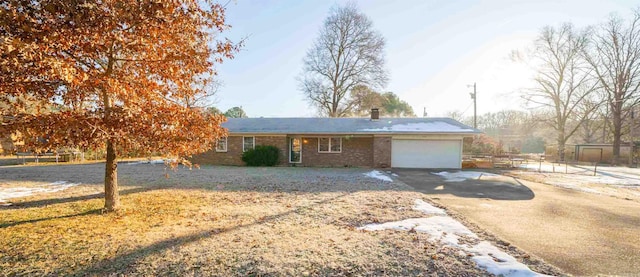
[212,0,638,118]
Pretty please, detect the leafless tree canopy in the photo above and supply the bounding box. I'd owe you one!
[585,11,640,163]
[300,4,388,117]
[523,23,600,161]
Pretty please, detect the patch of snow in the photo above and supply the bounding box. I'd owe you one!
[360,199,548,276]
[385,171,400,177]
[517,163,640,195]
[363,170,393,182]
[516,170,640,199]
[569,164,640,178]
[359,122,475,133]
[413,199,447,215]
[518,163,580,174]
[572,174,640,186]
[432,171,498,182]
[520,162,640,183]
[0,181,80,203]
[360,216,477,245]
[470,241,544,277]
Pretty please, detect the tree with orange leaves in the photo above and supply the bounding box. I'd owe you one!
[0,0,240,211]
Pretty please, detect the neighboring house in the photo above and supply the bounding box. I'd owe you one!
[192,109,481,169]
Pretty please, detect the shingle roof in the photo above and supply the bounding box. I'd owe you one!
[222,117,481,135]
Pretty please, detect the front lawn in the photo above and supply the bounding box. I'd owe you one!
[0,164,491,276]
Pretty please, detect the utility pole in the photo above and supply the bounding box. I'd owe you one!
[469,82,477,129]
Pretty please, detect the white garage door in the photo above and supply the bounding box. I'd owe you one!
[391,139,461,168]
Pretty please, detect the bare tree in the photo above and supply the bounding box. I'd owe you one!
[577,98,607,143]
[180,77,221,109]
[300,4,388,117]
[585,11,640,164]
[523,23,600,161]
[445,110,468,123]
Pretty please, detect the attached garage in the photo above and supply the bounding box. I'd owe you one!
[391,139,462,169]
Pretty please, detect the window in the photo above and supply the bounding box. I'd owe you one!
[216,137,227,152]
[318,137,341,153]
[330,137,341,152]
[319,138,330,152]
[243,136,255,152]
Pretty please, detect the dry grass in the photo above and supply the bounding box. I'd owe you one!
[0,164,490,276]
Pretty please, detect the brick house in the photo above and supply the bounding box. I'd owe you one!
[192,110,480,169]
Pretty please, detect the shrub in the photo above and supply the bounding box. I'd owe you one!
[241,145,280,166]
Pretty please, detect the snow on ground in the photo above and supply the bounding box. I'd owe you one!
[360,199,547,276]
[432,171,499,182]
[0,181,80,204]
[413,199,447,215]
[547,174,640,188]
[515,163,640,200]
[363,170,393,182]
[519,162,640,187]
[519,162,588,174]
[469,241,544,277]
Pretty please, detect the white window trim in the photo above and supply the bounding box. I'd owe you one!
[318,137,342,153]
[215,137,228,152]
[243,136,255,152]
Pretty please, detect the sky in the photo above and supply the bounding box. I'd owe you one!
[212,0,638,118]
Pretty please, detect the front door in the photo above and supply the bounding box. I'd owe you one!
[289,137,302,163]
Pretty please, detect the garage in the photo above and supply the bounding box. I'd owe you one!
[391,139,462,168]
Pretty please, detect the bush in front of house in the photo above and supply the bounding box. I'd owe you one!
[242,145,280,166]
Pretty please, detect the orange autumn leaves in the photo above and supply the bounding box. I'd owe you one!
[0,0,240,158]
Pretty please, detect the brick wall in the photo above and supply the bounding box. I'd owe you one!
[191,135,287,166]
[192,135,379,168]
[299,136,373,167]
[255,136,288,165]
[373,136,392,168]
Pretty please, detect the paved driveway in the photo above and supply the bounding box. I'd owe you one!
[393,168,640,276]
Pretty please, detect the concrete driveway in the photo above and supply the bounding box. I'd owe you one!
[393,168,640,276]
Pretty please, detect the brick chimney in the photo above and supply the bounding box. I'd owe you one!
[370,108,379,121]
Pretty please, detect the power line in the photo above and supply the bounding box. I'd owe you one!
[460,102,473,116]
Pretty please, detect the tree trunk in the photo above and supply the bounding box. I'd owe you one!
[557,132,566,162]
[104,140,119,212]
[612,107,622,165]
